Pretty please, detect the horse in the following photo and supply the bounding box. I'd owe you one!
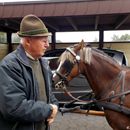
[53,40,130,130]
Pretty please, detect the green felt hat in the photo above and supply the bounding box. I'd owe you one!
[17,14,51,37]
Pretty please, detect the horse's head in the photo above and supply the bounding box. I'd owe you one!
[53,40,86,88]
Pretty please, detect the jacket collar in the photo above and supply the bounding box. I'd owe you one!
[16,44,45,68]
[16,44,32,67]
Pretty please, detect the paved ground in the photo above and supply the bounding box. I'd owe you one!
[51,112,112,130]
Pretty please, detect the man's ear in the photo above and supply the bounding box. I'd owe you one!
[25,37,31,47]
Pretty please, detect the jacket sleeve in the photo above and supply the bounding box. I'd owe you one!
[0,60,53,123]
[48,69,59,106]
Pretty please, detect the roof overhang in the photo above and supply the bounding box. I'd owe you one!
[0,0,130,32]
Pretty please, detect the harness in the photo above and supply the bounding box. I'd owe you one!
[54,47,130,116]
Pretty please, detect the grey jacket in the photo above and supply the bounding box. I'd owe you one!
[0,45,58,130]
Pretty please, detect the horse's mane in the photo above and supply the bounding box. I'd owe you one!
[92,47,119,66]
[59,47,75,64]
[59,46,119,66]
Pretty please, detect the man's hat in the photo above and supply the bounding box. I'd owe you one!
[17,14,52,37]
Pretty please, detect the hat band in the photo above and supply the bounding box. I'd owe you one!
[20,28,49,35]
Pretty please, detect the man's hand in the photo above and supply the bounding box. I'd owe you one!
[47,104,58,125]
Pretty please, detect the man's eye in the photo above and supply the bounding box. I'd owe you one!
[42,40,48,43]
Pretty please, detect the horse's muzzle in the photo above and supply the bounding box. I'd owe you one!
[53,72,61,85]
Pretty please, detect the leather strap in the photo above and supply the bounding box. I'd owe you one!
[97,102,130,116]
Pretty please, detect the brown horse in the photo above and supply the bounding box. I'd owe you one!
[53,41,130,130]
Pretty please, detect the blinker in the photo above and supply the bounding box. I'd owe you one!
[62,60,74,73]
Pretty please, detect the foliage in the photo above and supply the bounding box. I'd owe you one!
[12,33,20,43]
[112,34,130,41]
[0,32,7,43]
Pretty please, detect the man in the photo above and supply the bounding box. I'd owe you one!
[0,14,58,130]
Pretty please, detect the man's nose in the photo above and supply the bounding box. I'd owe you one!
[45,41,49,48]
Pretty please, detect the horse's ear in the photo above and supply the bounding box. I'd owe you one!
[79,39,85,49]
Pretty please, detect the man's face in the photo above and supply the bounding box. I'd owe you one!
[27,36,49,59]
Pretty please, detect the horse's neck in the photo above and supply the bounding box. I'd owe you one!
[82,49,121,98]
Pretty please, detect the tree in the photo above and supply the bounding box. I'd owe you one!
[112,34,130,41]
[0,32,7,43]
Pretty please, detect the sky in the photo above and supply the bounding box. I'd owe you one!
[56,31,99,42]
[56,30,130,42]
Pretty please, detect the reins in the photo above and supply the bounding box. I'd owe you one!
[55,78,92,103]
[60,70,130,115]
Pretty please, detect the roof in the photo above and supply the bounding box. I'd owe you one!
[0,0,130,32]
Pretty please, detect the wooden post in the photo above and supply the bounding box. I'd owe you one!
[99,30,104,49]
[51,31,56,50]
[7,32,12,53]
[73,109,105,116]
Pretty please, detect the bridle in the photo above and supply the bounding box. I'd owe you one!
[53,47,92,103]
[54,47,81,89]
[55,47,80,88]
[66,47,81,61]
